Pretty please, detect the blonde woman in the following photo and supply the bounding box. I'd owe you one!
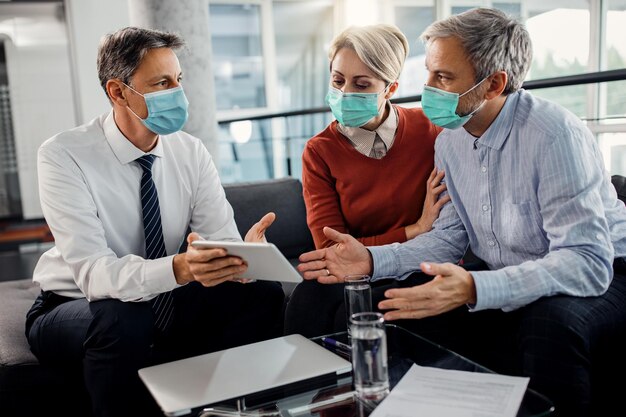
[285,24,449,336]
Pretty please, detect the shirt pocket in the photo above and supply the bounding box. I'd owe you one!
[499,201,548,256]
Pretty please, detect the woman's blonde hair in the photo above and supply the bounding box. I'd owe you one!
[328,24,409,84]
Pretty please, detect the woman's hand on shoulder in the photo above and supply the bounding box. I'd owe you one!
[405,168,451,239]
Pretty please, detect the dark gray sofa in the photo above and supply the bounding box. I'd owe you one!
[0,177,314,417]
[2,175,625,416]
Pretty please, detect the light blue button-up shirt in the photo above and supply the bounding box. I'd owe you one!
[369,89,626,311]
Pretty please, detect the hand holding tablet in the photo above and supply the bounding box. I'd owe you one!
[190,240,303,283]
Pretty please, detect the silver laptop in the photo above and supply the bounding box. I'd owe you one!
[138,334,352,416]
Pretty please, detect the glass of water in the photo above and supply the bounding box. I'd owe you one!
[349,312,389,401]
[344,275,372,335]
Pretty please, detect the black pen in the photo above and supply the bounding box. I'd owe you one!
[321,337,352,352]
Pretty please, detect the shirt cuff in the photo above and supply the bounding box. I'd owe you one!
[469,269,511,311]
[368,246,398,281]
[144,255,179,298]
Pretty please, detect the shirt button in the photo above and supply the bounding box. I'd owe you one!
[596,233,603,240]
[482,204,489,211]
[481,166,487,173]
[488,240,496,247]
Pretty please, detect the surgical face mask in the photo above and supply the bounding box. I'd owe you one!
[421,76,488,130]
[125,84,189,135]
[325,85,388,128]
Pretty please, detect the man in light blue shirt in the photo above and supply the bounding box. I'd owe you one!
[297,8,626,417]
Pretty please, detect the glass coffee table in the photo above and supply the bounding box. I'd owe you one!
[196,324,554,417]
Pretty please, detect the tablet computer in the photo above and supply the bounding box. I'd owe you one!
[190,240,303,283]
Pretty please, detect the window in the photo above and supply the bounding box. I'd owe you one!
[273,0,333,111]
[599,133,626,176]
[604,0,626,120]
[391,2,435,97]
[0,2,75,219]
[209,3,267,112]
[524,1,591,118]
[215,0,334,183]
[596,0,626,176]
[213,0,626,180]
[0,42,20,218]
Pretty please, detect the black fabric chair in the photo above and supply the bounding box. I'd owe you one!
[223,177,314,264]
[591,175,626,415]
[612,174,626,202]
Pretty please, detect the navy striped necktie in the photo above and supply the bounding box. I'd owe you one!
[136,154,173,332]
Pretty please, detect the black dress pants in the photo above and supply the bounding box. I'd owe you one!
[26,280,285,417]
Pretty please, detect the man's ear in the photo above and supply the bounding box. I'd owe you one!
[384,81,399,100]
[485,71,507,99]
[106,79,128,106]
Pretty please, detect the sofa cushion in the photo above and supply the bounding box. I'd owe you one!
[0,278,91,415]
[0,279,40,366]
[223,178,314,260]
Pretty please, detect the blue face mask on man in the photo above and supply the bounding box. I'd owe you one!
[421,76,489,129]
[325,85,388,128]
[125,84,189,135]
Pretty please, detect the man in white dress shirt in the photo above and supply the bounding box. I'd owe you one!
[25,27,284,417]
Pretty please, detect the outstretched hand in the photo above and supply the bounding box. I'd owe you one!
[297,227,372,284]
[378,262,476,320]
[406,168,451,239]
[245,212,276,242]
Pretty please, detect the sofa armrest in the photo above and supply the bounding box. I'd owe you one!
[0,279,40,366]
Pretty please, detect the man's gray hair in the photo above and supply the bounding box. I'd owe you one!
[97,26,185,97]
[421,8,532,94]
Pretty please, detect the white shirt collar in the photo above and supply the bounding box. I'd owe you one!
[337,102,398,156]
[103,110,164,165]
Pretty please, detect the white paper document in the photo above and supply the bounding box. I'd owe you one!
[370,364,529,417]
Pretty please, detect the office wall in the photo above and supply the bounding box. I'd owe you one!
[0,1,130,219]
[65,0,130,124]
[5,41,76,219]
[0,3,78,219]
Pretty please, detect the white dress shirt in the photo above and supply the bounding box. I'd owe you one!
[336,102,398,157]
[33,111,241,301]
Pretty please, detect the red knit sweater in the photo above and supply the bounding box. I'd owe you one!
[302,106,441,248]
